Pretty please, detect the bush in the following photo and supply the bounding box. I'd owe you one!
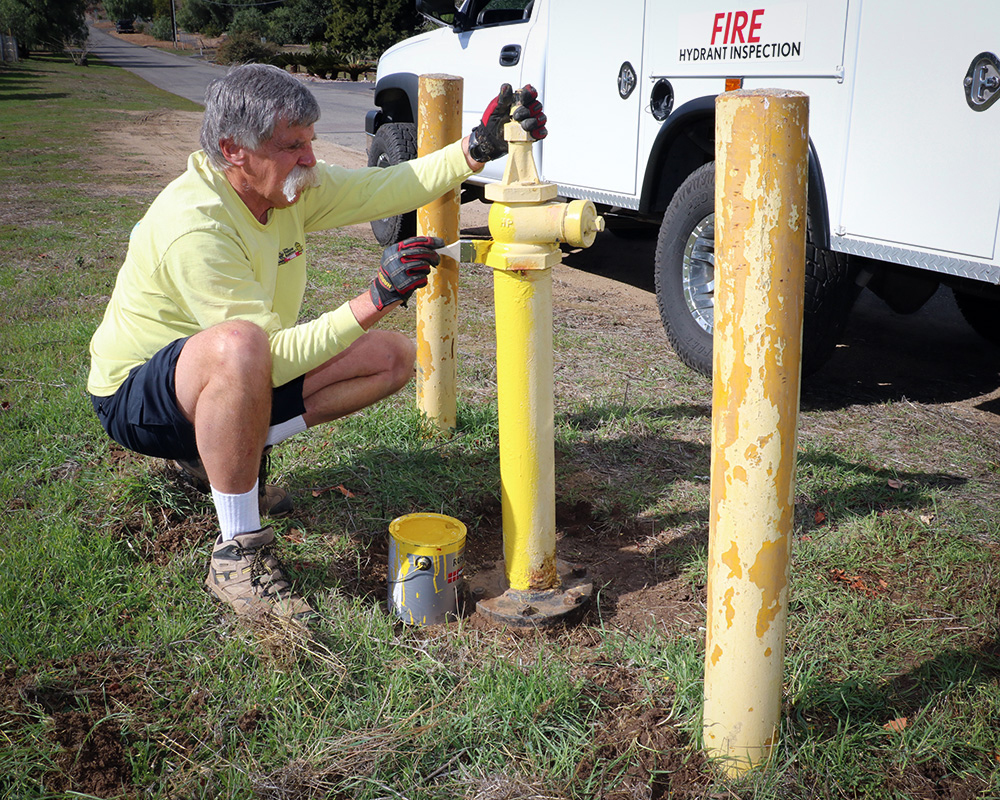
[266,0,329,45]
[265,46,375,80]
[228,7,267,37]
[148,15,174,41]
[176,0,230,38]
[215,30,278,64]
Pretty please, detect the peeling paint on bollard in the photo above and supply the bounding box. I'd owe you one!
[702,89,808,776]
[416,74,463,433]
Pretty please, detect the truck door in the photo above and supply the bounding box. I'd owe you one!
[541,0,646,197]
[839,0,1000,259]
[422,0,537,182]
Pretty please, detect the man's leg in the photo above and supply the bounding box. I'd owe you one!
[299,329,416,426]
[174,320,311,619]
[174,319,271,496]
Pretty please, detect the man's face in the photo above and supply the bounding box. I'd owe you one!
[224,118,319,216]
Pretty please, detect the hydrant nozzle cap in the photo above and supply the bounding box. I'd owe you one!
[563,200,604,249]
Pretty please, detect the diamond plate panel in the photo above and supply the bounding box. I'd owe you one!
[831,238,1000,285]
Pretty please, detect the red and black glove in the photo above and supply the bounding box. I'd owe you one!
[468,83,548,163]
[370,236,444,310]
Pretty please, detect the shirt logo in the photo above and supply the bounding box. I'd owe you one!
[278,242,304,265]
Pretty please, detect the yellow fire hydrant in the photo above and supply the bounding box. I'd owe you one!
[467,108,604,627]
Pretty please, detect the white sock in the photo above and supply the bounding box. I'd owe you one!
[212,481,261,541]
[265,415,307,447]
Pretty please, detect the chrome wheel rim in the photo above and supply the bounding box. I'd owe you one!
[682,213,715,334]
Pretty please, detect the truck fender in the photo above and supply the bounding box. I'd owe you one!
[368,73,420,134]
[638,94,832,250]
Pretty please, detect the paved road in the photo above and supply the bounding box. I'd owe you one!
[86,26,374,153]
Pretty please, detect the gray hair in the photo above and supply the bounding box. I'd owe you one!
[200,63,321,171]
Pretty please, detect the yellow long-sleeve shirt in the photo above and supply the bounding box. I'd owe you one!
[88,142,472,396]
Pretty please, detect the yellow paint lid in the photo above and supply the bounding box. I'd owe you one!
[389,513,466,549]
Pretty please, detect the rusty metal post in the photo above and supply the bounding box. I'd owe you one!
[415,74,463,432]
[702,89,809,774]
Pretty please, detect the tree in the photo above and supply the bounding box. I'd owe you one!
[0,0,87,52]
[325,0,422,55]
[215,29,278,63]
[176,0,232,37]
[229,6,269,37]
[266,0,329,45]
[103,0,154,22]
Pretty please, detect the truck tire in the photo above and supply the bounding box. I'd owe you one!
[953,289,1000,345]
[367,122,417,246]
[654,161,857,378]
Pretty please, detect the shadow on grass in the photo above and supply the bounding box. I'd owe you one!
[789,640,1000,740]
[0,69,45,82]
[557,224,1000,411]
[0,60,70,101]
[1,91,70,101]
[795,449,967,533]
[276,402,968,626]
[781,643,1000,796]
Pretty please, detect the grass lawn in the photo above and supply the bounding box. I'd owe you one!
[3,53,1000,800]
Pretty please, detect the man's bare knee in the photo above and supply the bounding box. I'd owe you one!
[384,332,416,390]
[206,320,270,371]
[177,320,271,411]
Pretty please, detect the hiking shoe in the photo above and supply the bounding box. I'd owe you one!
[169,456,211,493]
[205,527,314,620]
[169,446,293,516]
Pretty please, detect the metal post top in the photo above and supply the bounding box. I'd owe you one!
[722,87,808,99]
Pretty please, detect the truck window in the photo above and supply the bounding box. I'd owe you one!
[472,0,533,26]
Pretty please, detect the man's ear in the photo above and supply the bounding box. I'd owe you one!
[219,138,247,167]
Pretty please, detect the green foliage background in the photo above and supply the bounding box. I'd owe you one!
[171,0,424,49]
[0,0,87,50]
[325,0,422,53]
[0,0,424,56]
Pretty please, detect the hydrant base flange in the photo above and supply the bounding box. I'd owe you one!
[469,559,593,628]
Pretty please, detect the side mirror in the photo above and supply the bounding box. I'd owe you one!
[416,0,472,31]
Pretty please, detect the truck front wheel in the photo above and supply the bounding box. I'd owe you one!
[654,162,857,378]
[367,122,417,245]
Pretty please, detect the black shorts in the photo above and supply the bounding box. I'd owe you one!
[90,337,306,461]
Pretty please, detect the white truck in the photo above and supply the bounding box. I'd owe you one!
[365,0,1000,376]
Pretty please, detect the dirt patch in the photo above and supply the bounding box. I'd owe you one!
[2,649,202,797]
[92,109,204,194]
[575,705,712,800]
[48,710,131,796]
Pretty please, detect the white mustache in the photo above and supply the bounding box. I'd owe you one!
[283,165,320,203]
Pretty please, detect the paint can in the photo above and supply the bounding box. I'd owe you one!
[388,513,466,625]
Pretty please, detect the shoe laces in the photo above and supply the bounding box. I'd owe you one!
[247,541,291,596]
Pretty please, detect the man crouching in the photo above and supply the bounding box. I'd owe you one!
[87,65,547,620]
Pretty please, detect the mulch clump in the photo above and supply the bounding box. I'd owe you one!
[47,710,131,796]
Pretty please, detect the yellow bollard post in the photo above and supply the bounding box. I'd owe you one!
[415,74,463,433]
[702,89,809,774]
